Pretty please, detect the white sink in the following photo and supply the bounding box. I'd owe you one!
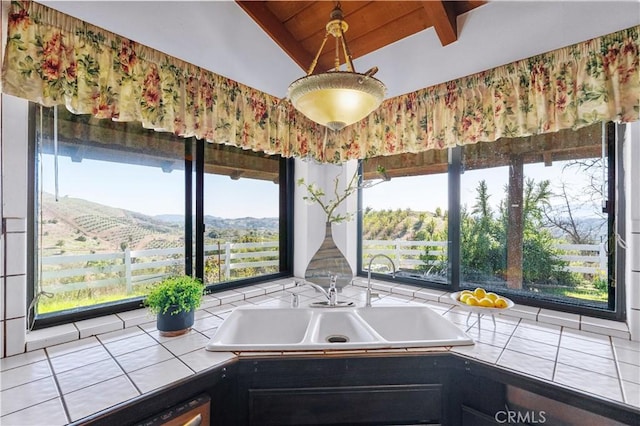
[206,305,474,352]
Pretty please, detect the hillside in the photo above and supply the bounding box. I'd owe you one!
[362,208,447,241]
[40,193,278,255]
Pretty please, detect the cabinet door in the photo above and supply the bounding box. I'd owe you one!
[248,384,442,425]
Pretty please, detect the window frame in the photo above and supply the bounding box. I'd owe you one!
[357,123,625,321]
[27,105,294,329]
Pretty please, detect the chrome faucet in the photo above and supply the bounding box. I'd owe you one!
[296,276,339,307]
[366,254,396,307]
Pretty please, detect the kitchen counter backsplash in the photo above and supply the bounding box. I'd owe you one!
[1,278,638,424]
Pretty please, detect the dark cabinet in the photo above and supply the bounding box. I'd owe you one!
[249,384,442,425]
[236,355,455,425]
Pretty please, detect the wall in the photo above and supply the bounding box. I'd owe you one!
[1,100,639,357]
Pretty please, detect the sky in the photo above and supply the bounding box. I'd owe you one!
[41,153,605,220]
[40,155,280,218]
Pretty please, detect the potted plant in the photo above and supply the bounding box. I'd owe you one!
[145,275,204,337]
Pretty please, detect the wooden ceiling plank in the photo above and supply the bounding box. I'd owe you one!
[314,9,431,72]
[421,1,457,46]
[236,1,313,71]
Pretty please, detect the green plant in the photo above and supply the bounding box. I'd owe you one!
[144,275,204,316]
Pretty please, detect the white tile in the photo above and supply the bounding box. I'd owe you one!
[581,316,631,339]
[0,282,4,321]
[0,234,4,277]
[629,308,640,341]
[557,347,618,378]
[255,282,285,294]
[0,324,3,361]
[4,218,26,233]
[26,323,78,352]
[506,336,558,361]
[5,232,26,276]
[214,290,244,304]
[512,326,560,347]
[4,275,26,319]
[57,358,124,394]
[97,326,144,344]
[75,314,123,339]
[615,346,640,366]
[414,288,447,302]
[239,285,267,299]
[0,376,59,416]
[390,284,416,297]
[64,375,139,422]
[613,336,640,352]
[116,309,154,328]
[0,349,46,372]
[370,282,394,293]
[559,335,613,359]
[115,345,175,373]
[451,342,504,364]
[161,332,210,356]
[5,317,25,356]
[103,333,158,357]
[622,380,640,407]
[465,328,511,348]
[500,304,539,321]
[127,358,193,394]
[49,345,111,374]
[497,350,555,380]
[179,350,236,372]
[45,337,100,358]
[561,327,612,344]
[631,234,640,271]
[619,362,640,385]
[553,363,623,402]
[192,315,224,333]
[0,360,51,390]
[0,397,68,426]
[199,295,222,309]
[538,309,580,329]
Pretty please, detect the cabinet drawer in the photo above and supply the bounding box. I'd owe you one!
[249,384,442,425]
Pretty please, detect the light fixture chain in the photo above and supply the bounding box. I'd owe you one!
[307,32,330,75]
[339,26,355,73]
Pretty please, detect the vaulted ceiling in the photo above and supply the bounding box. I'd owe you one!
[236,1,485,73]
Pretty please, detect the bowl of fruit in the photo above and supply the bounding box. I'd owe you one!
[450,287,514,313]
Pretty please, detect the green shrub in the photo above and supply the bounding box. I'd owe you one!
[145,275,204,316]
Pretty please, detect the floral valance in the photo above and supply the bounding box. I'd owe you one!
[1,0,326,159]
[2,1,639,163]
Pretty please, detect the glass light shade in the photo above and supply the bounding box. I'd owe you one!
[288,72,386,131]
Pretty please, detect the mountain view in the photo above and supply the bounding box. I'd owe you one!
[40,193,279,256]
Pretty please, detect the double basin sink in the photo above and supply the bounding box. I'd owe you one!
[206,305,474,351]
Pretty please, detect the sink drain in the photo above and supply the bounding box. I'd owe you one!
[326,335,349,343]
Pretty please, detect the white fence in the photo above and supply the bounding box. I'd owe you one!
[41,241,279,295]
[41,239,605,295]
[362,240,607,275]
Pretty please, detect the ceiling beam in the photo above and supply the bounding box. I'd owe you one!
[421,1,457,46]
[236,1,313,71]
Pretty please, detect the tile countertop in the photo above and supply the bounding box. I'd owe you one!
[1,278,639,425]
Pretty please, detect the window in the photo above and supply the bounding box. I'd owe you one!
[201,143,281,286]
[360,152,449,285]
[359,122,622,317]
[29,106,292,327]
[460,124,613,310]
